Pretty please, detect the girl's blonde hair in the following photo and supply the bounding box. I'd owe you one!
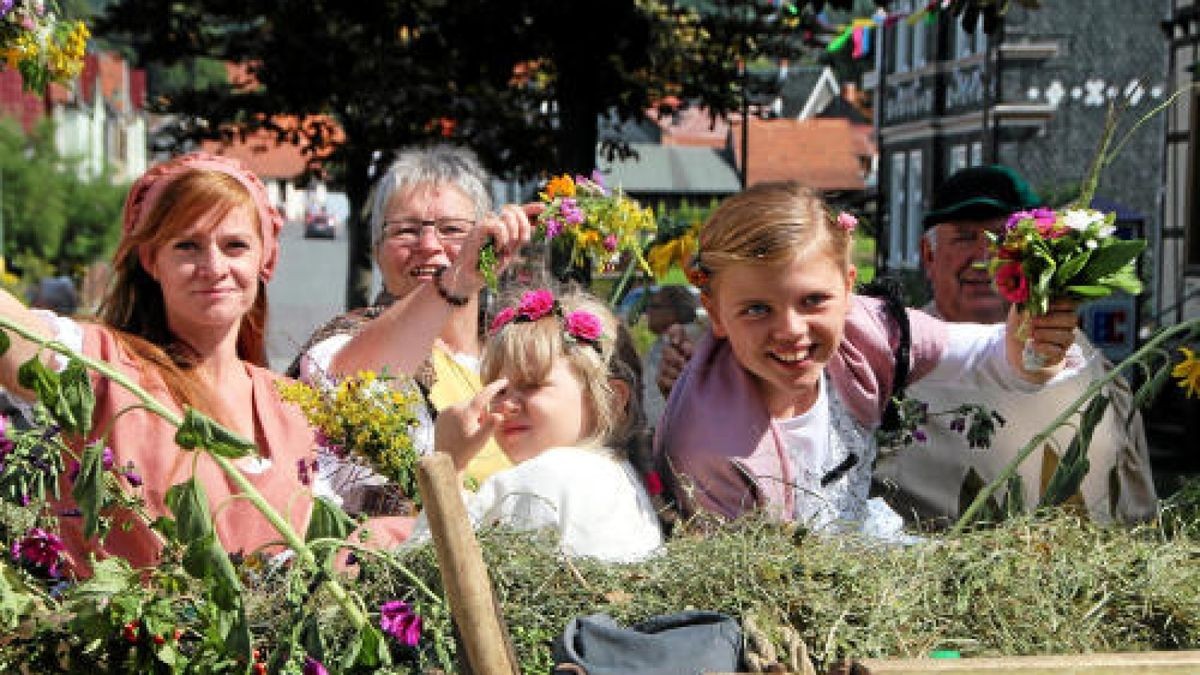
[695,181,853,292]
[481,291,631,450]
[100,169,267,417]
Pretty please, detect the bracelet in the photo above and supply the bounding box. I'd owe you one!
[432,267,471,307]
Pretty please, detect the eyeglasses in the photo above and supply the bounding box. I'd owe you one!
[383,217,475,245]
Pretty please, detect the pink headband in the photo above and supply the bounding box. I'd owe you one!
[121,152,284,282]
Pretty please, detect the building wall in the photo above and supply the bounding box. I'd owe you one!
[996,2,1166,225]
[1163,0,1200,324]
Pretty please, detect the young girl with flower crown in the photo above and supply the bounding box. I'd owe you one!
[409,288,663,562]
[653,182,1082,535]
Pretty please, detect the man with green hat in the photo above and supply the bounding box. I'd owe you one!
[875,165,1158,527]
[917,165,1040,324]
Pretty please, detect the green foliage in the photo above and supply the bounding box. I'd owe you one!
[0,118,127,278]
[174,408,257,459]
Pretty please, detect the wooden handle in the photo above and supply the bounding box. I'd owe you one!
[416,453,518,675]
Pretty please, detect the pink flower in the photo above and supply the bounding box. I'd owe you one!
[379,600,422,647]
[564,310,603,342]
[994,261,1030,304]
[836,212,857,232]
[517,289,555,321]
[544,217,563,239]
[11,527,66,578]
[490,306,517,333]
[603,234,618,252]
[302,656,329,675]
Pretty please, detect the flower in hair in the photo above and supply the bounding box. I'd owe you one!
[490,306,517,333]
[517,289,555,320]
[564,310,603,343]
[836,211,858,232]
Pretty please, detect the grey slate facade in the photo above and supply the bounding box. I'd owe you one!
[870,0,1167,289]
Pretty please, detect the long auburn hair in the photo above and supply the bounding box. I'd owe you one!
[99,169,269,416]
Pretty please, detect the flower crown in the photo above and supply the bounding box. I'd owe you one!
[489,289,606,351]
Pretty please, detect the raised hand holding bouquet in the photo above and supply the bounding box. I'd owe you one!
[1,0,89,93]
[478,171,656,288]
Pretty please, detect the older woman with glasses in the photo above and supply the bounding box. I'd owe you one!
[288,145,534,515]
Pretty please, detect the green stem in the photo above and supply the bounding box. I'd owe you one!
[307,537,443,605]
[0,318,368,629]
[950,318,1200,534]
[608,253,641,307]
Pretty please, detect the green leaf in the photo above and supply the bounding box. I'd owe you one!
[71,557,138,601]
[165,479,214,543]
[1098,267,1144,295]
[1039,394,1108,509]
[0,563,36,630]
[1075,239,1146,284]
[58,359,96,436]
[306,496,355,543]
[174,407,257,458]
[71,441,108,540]
[1053,249,1091,286]
[0,329,9,356]
[18,356,61,409]
[181,533,242,611]
[1064,285,1113,299]
[344,626,391,669]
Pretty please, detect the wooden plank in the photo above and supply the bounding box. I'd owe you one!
[416,453,519,675]
[714,650,1200,675]
[853,650,1200,674]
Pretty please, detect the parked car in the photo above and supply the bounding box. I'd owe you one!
[303,210,336,239]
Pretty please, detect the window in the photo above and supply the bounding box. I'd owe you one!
[906,150,924,266]
[954,14,985,59]
[888,153,907,266]
[911,16,927,69]
[970,141,984,167]
[949,144,968,175]
[894,13,911,73]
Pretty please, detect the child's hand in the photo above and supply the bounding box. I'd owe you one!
[1005,300,1080,382]
[435,379,507,472]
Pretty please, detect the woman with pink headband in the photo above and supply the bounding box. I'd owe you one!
[0,152,401,574]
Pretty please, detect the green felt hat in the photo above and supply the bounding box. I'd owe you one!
[922,165,1041,230]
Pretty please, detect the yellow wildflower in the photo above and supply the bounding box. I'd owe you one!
[1173,347,1200,399]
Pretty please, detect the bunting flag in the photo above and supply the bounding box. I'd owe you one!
[851,18,875,59]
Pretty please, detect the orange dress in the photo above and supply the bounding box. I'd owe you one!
[54,324,317,575]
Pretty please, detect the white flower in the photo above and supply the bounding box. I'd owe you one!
[1062,209,1104,232]
[1086,239,1098,249]
[1098,224,1116,238]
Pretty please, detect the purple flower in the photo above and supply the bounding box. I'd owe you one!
[0,415,15,459]
[603,234,618,252]
[560,198,585,226]
[302,656,329,675]
[11,527,66,578]
[0,1,14,19]
[297,459,311,486]
[379,600,423,646]
[912,429,928,443]
[590,169,607,192]
[123,466,143,488]
[949,417,966,433]
[544,217,564,239]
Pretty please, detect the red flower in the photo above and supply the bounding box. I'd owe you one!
[11,527,66,578]
[489,306,517,333]
[517,289,555,321]
[994,261,1030,304]
[564,310,603,343]
[644,470,664,496]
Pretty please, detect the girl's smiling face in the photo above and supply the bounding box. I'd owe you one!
[703,250,855,419]
[489,356,595,464]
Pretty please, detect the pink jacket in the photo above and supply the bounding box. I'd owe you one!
[653,295,948,521]
[53,325,317,575]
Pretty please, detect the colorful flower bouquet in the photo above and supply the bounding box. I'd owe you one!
[987,207,1145,318]
[277,370,424,508]
[478,171,656,288]
[1,0,89,93]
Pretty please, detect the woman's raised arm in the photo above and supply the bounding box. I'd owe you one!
[0,288,59,401]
